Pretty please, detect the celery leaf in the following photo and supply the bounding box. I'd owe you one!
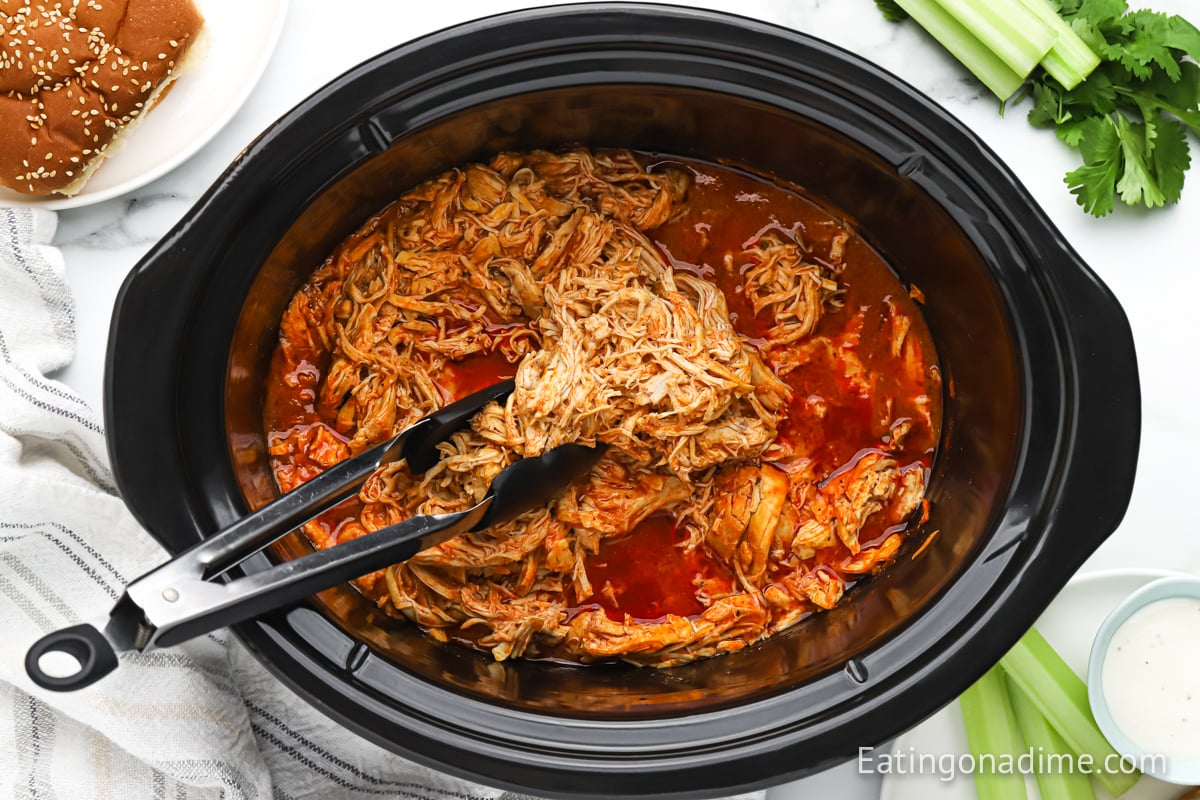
[890,0,1198,213]
[1063,68,1117,114]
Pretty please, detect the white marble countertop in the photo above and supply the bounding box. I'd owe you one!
[43,0,1199,798]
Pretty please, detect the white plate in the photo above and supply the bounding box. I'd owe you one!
[880,568,1196,800]
[0,0,288,210]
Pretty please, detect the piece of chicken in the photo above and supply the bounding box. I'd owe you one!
[740,232,841,349]
[792,452,919,558]
[781,567,845,610]
[707,463,791,586]
[555,457,691,536]
[838,533,904,574]
[566,593,769,666]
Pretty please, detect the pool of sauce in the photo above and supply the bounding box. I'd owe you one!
[582,514,734,622]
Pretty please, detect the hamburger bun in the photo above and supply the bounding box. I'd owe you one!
[0,0,206,196]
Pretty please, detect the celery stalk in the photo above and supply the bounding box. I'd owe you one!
[1012,0,1101,88]
[1000,628,1140,797]
[960,666,1029,800]
[1007,674,1097,800]
[932,0,1056,77]
[894,0,1026,99]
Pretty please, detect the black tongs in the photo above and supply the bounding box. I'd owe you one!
[25,380,602,692]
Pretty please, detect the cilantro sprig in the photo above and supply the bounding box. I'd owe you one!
[878,0,1200,216]
[1028,1,1200,215]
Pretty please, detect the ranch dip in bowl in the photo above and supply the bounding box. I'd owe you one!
[1089,575,1200,786]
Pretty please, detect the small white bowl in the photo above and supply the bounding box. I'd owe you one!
[1088,575,1200,786]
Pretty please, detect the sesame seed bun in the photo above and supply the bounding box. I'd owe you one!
[0,0,206,197]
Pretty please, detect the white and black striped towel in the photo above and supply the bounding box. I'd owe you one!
[0,207,770,800]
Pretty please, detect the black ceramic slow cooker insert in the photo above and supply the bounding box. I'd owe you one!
[104,5,1141,797]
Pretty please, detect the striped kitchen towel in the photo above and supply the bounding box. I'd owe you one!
[0,207,772,800]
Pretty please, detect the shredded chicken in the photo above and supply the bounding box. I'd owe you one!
[266,148,938,667]
[505,244,787,474]
[741,232,842,349]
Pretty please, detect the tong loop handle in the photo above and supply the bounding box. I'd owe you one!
[25,624,118,692]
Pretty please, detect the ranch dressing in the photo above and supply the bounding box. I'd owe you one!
[1102,597,1200,761]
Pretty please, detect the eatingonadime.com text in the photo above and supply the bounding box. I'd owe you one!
[858,746,1167,782]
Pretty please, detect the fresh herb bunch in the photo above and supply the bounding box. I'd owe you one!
[878,0,1200,216]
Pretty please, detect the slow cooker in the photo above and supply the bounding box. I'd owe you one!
[104,5,1140,796]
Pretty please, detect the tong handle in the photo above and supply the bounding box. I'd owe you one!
[25,624,118,692]
[26,504,490,690]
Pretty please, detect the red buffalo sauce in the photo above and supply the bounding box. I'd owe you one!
[582,515,733,622]
[440,350,518,400]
